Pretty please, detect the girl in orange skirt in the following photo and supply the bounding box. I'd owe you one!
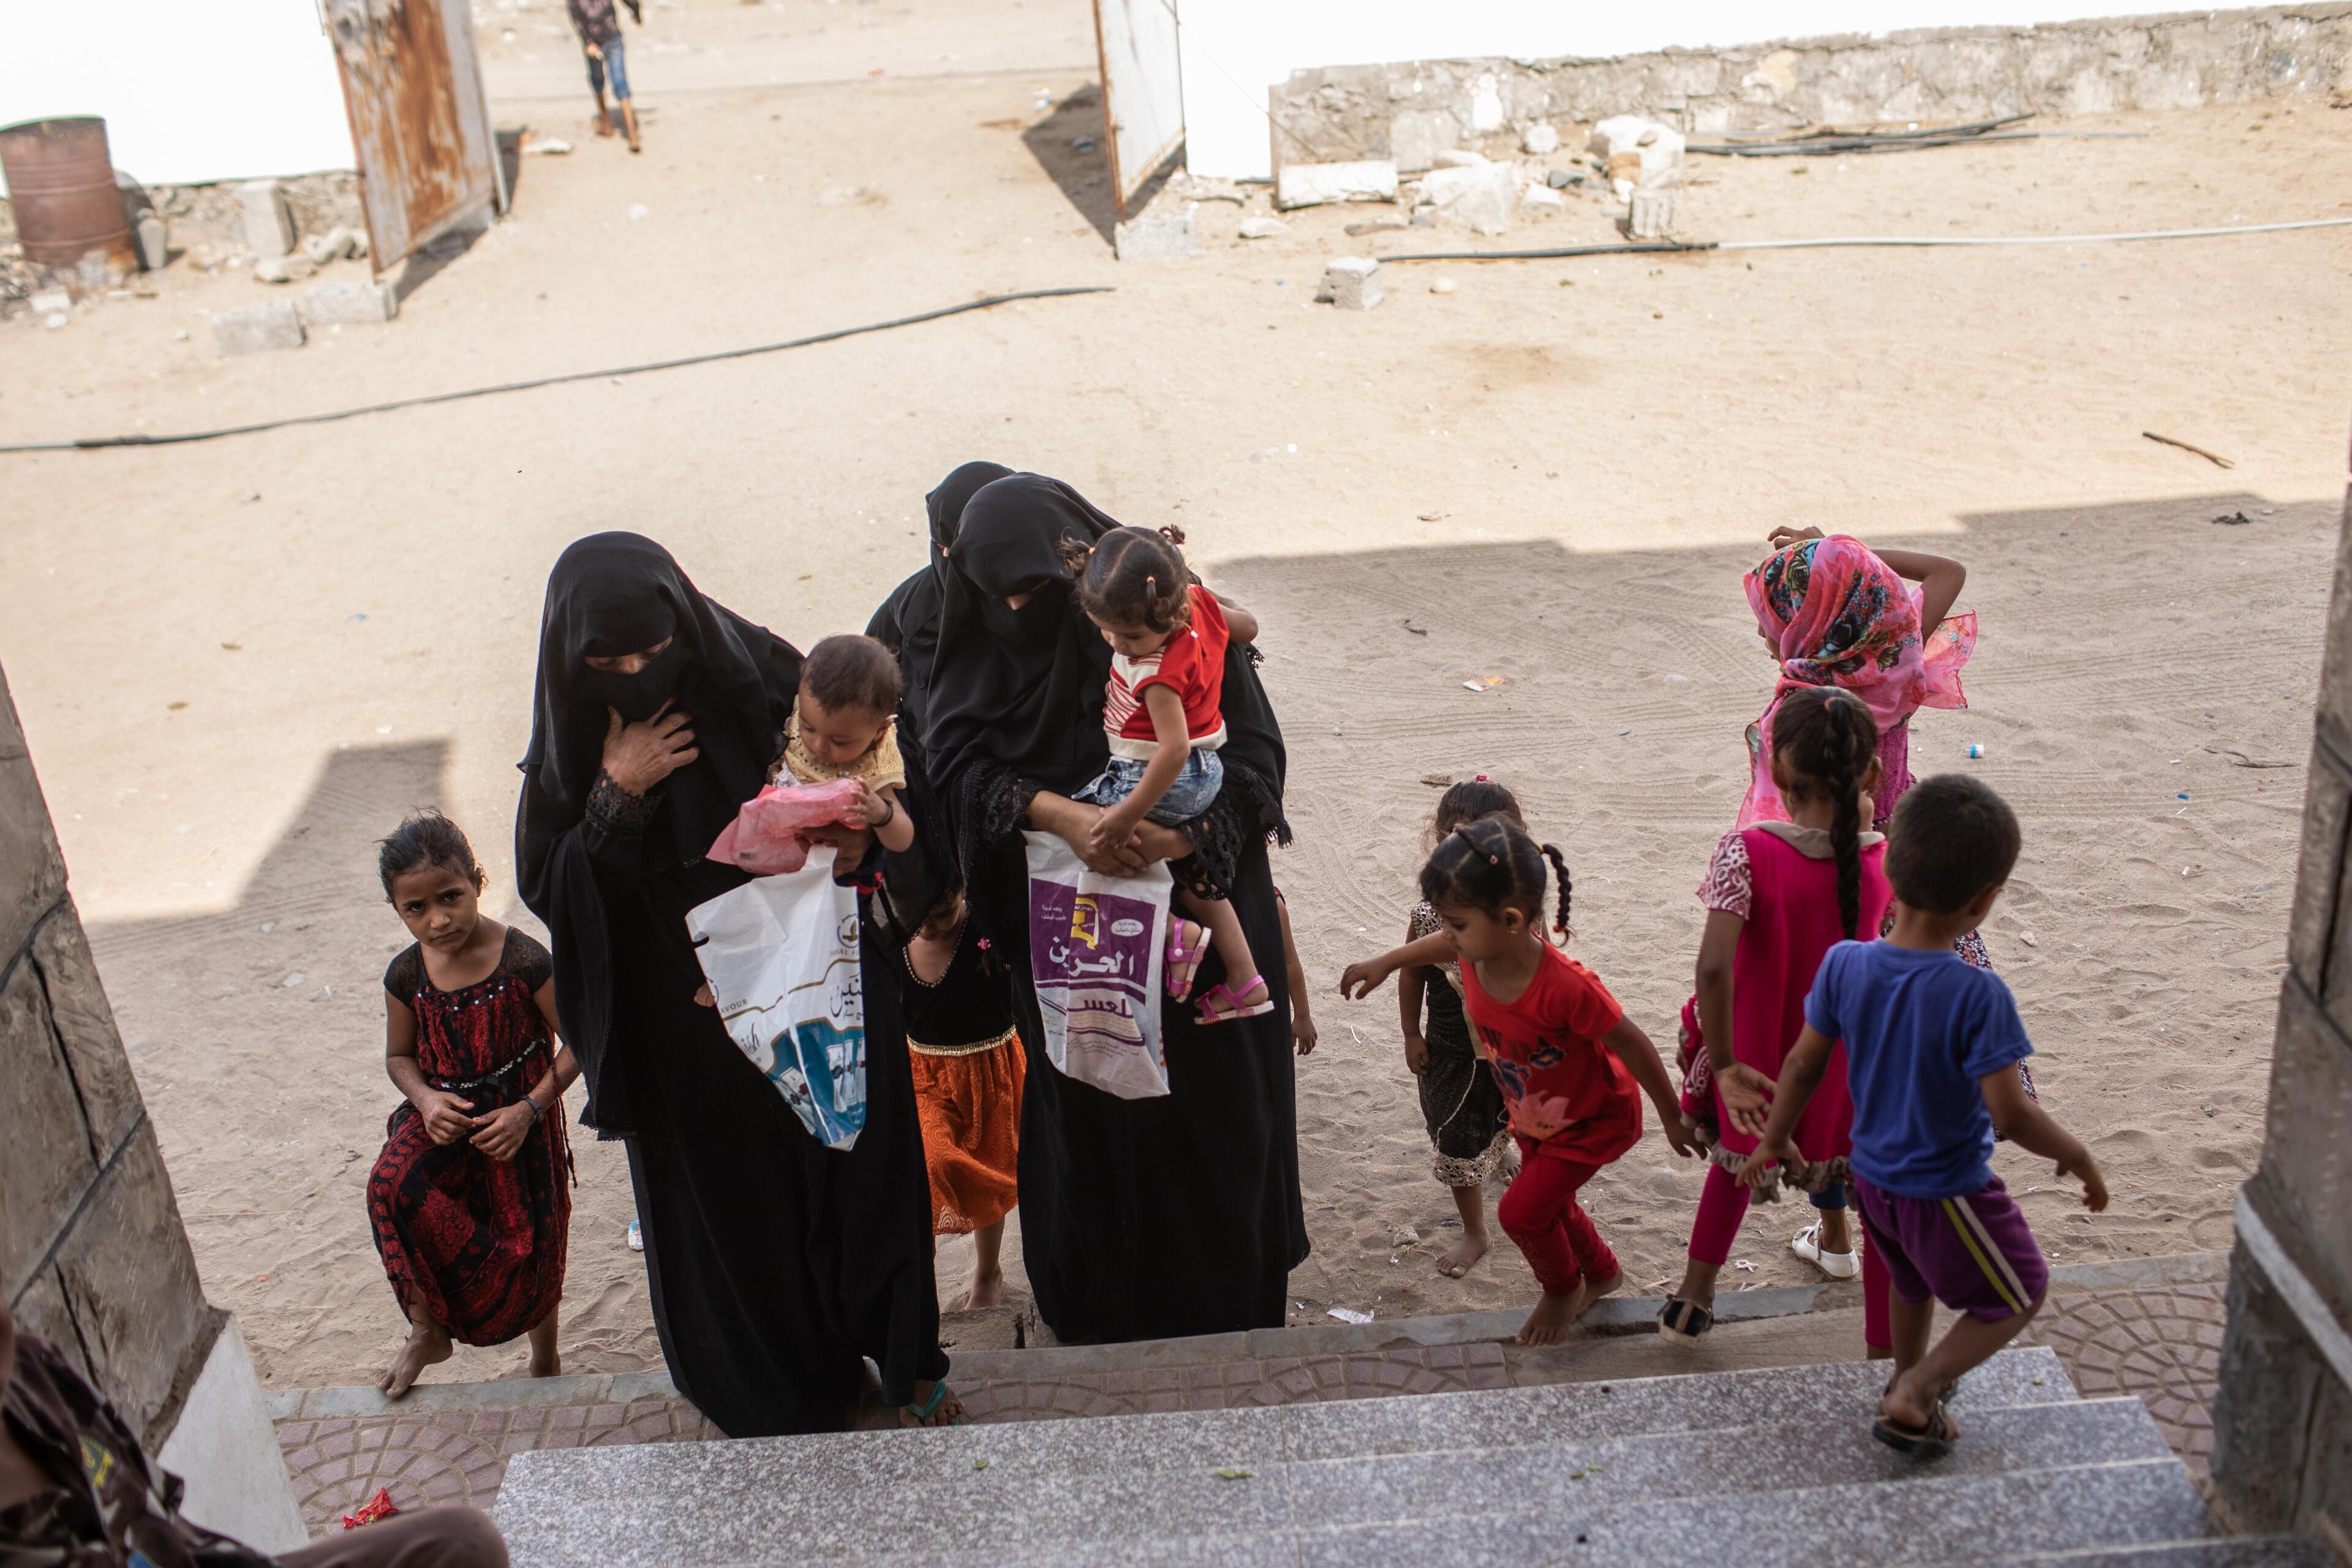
[899,878,1025,1309]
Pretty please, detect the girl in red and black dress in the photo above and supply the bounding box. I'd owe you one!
[366,814,579,1399]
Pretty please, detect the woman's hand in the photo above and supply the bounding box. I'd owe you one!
[1127,822,1191,868]
[1766,524,1825,552]
[1030,794,1147,874]
[601,703,698,795]
[415,1088,478,1146]
[1402,1029,1430,1076]
[469,1102,536,1162]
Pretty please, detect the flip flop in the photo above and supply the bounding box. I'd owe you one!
[1165,920,1210,998]
[901,1380,958,1427]
[1196,976,1275,1025]
[1872,1400,1958,1458]
[1657,1297,1713,1345]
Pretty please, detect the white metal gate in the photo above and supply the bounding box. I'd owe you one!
[1092,0,1186,219]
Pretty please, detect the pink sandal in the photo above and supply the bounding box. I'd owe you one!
[1166,919,1209,998]
[1196,975,1275,1026]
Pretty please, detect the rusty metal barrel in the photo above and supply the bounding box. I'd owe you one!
[0,116,135,272]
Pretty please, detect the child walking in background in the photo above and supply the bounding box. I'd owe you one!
[1344,820,1700,1344]
[1066,524,1270,1025]
[1664,687,1892,1347]
[898,877,1026,1311]
[780,634,917,856]
[567,0,641,151]
[1396,779,1523,1278]
[1739,775,2107,1457]
[367,814,579,1400]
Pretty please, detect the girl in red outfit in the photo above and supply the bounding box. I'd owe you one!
[1662,688,1893,1348]
[367,814,579,1400]
[1344,820,1700,1344]
[1065,525,1271,1025]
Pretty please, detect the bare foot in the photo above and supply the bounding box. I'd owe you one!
[899,1380,965,1428]
[1435,1231,1490,1278]
[377,1322,453,1399]
[1586,1270,1624,1301]
[528,1340,560,1379]
[962,1271,1005,1311]
[1515,1281,1594,1346]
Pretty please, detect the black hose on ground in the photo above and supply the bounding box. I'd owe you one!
[0,285,1114,455]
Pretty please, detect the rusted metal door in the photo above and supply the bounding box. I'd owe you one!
[325,0,504,272]
[1092,0,1185,219]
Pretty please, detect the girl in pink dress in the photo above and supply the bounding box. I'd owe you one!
[1660,687,1892,1348]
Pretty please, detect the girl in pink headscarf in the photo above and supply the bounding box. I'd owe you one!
[1740,527,1974,829]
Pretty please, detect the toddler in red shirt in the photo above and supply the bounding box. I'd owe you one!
[1066,524,1271,1025]
[1344,819,1701,1343]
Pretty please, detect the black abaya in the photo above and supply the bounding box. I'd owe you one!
[516,534,943,1436]
[919,477,1308,1343]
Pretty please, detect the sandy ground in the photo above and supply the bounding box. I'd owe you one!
[2,1,2348,1388]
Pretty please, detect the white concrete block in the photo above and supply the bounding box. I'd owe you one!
[1316,255,1382,311]
[211,301,305,355]
[156,1319,307,1554]
[301,279,399,325]
[1630,187,1678,238]
[236,179,296,258]
[1274,160,1398,210]
[1113,208,1202,261]
[1421,161,1517,235]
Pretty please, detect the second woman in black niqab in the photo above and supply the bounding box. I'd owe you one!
[516,532,952,1437]
[919,475,1308,1345]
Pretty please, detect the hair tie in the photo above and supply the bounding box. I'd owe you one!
[1474,774,1489,782]
[1146,573,1156,590]
[1487,853,1500,865]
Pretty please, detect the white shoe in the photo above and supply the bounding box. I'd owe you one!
[1791,1221,1859,1280]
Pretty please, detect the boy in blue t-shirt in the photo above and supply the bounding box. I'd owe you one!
[1738,774,2108,1458]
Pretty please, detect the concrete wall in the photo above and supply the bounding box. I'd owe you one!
[1182,2,2352,177]
[0,658,304,1551]
[0,0,355,192]
[2210,458,2352,1555]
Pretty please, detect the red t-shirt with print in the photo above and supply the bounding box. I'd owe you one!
[1458,943,1643,1166]
[1102,586,1231,758]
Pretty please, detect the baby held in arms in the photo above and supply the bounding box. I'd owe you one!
[778,634,915,854]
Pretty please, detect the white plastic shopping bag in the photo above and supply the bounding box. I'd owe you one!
[1023,830,1170,1101]
[686,845,867,1150]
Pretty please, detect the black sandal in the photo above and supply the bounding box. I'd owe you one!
[1657,1297,1713,1345]
[1872,1400,1958,1458]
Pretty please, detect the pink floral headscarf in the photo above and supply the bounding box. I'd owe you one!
[1738,535,1975,826]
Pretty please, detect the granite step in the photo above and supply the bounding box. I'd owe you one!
[510,1398,2165,1565]
[493,1351,2135,1568]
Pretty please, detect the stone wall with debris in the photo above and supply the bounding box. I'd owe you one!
[1268,4,2352,172]
[0,659,220,1455]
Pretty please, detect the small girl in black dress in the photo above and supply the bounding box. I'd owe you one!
[366,814,580,1398]
[1398,779,1524,1278]
[899,878,1025,1311]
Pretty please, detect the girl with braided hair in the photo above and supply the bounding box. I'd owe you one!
[1663,687,1895,1347]
[1343,820,1698,1345]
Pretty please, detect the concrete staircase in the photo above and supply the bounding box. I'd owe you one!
[489,1347,2324,1568]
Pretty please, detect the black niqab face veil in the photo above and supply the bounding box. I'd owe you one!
[522,532,800,865]
[921,473,1122,792]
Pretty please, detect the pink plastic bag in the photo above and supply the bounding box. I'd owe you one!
[707,778,864,875]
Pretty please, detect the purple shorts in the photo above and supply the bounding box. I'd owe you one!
[1854,1172,2048,1322]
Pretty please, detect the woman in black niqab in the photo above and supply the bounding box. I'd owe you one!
[866,460,1014,759]
[918,475,1308,1345]
[516,532,950,1438]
